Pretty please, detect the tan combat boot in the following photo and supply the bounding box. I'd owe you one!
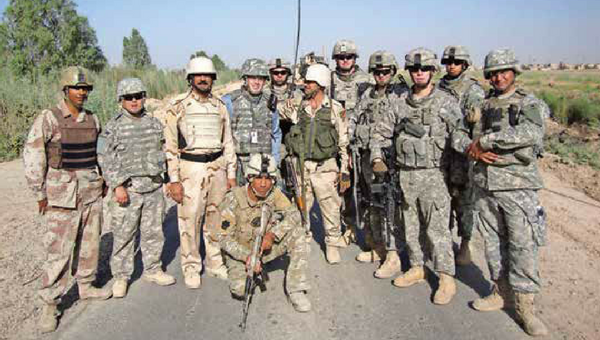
[78,282,112,300]
[374,251,401,279]
[288,291,311,313]
[472,279,512,311]
[356,245,384,263]
[325,245,341,264]
[39,303,58,333]
[112,279,128,298]
[205,265,228,280]
[143,270,176,286]
[183,267,202,289]
[514,293,549,336]
[455,239,472,266]
[392,266,425,288]
[433,273,456,305]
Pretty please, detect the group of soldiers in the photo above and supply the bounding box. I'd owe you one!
[23,39,548,337]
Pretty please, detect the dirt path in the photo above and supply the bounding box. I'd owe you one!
[0,156,598,339]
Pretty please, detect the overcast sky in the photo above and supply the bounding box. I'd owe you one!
[2,0,599,69]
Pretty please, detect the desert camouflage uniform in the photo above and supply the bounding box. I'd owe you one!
[280,95,349,246]
[473,87,546,293]
[164,90,236,274]
[219,186,309,296]
[353,83,408,250]
[98,107,167,281]
[438,72,485,242]
[371,87,470,276]
[23,99,103,304]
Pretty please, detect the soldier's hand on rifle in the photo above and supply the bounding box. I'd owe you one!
[261,232,276,253]
[246,255,262,274]
[168,182,185,204]
[372,160,388,174]
[339,172,351,194]
[38,198,48,215]
[114,186,129,205]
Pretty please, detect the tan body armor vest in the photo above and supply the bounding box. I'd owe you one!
[47,107,98,170]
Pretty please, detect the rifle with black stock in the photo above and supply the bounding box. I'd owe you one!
[349,143,363,231]
[284,156,308,231]
[240,203,271,332]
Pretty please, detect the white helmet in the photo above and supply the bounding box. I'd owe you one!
[186,57,217,79]
[305,64,330,88]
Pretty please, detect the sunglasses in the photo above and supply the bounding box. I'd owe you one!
[443,59,465,66]
[407,66,435,73]
[336,54,356,61]
[271,70,288,76]
[122,93,145,101]
[373,69,392,76]
[68,85,93,91]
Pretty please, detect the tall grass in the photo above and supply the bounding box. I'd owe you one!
[0,66,239,161]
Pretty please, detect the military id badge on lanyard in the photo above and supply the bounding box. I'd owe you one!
[251,130,258,144]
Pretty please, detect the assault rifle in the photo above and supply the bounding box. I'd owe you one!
[240,204,271,332]
[349,144,363,231]
[284,157,308,232]
[370,146,401,250]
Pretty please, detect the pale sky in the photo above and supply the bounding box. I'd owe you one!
[2,0,599,69]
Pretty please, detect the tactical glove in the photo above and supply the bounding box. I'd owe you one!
[372,160,388,174]
[339,173,351,193]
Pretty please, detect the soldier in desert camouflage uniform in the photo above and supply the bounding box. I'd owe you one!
[23,66,112,333]
[98,78,176,298]
[352,50,408,279]
[437,45,486,266]
[222,58,282,185]
[164,57,237,288]
[219,153,311,312]
[371,48,471,305]
[468,49,548,337]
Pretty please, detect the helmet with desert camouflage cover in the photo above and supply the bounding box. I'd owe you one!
[241,58,269,78]
[246,153,278,178]
[405,48,439,71]
[116,78,146,101]
[368,50,398,74]
[483,48,522,79]
[441,45,473,67]
[332,39,359,58]
[268,58,292,73]
[186,56,217,79]
[60,66,93,90]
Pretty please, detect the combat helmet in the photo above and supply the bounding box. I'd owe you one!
[60,66,93,90]
[116,78,146,101]
[186,57,217,79]
[368,50,398,74]
[332,39,358,58]
[246,153,278,179]
[305,64,331,88]
[241,58,269,78]
[441,45,472,67]
[268,58,292,73]
[404,48,439,71]
[483,48,522,79]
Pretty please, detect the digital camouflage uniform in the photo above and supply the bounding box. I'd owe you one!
[223,58,282,185]
[372,85,469,277]
[219,186,309,296]
[98,102,167,281]
[23,98,104,305]
[164,90,236,276]
[437,47,486,245]
[281,94,350,248]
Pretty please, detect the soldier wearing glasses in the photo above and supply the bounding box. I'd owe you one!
[98,78,176,299]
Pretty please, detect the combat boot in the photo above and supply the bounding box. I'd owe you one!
[78,282,112,300]
[112,279,128,298]
[455,239,472,266]
[472,279,513,311]
[514,293,549,336]
[356,245,384,263]
[288,291,311,313]
[39,303,58,333]
[184,267,202,289]
[392,266,425,288]
[205,265,228,280]
[374,251,401,279]
[433,273,456,305]
[143,270,176,286]
[326,245,341,264]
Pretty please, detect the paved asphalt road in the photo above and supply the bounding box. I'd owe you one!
[46,204,531,340]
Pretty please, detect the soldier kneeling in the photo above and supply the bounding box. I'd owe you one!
[219,153,311,312]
